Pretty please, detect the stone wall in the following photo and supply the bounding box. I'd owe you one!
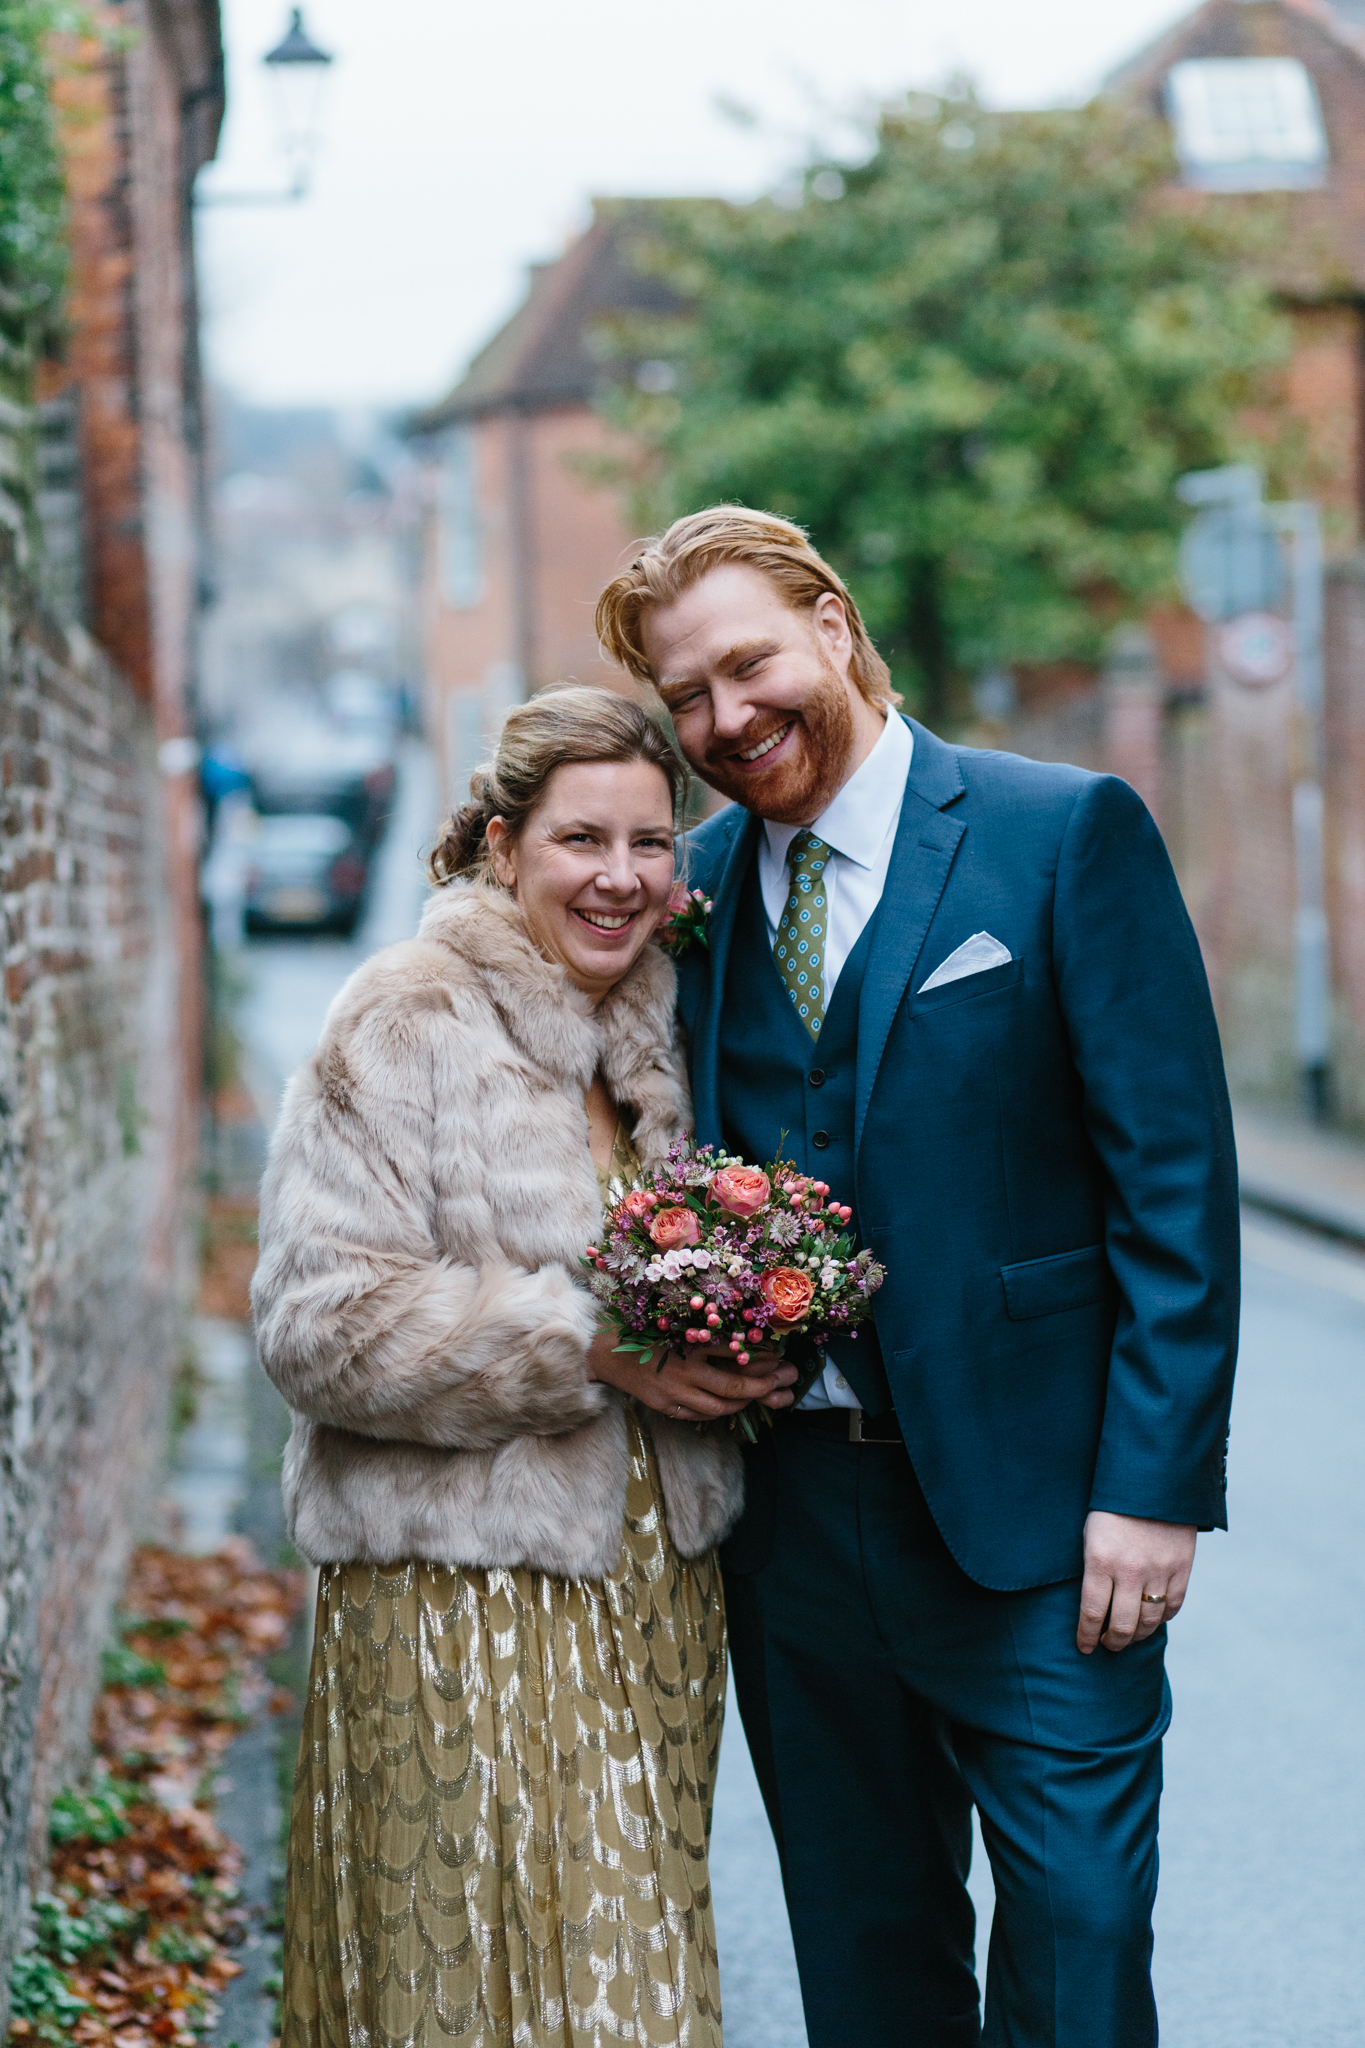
[0,534,186,1974]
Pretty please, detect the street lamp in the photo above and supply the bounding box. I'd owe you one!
[196,7,334,208]
[263,9,334,198]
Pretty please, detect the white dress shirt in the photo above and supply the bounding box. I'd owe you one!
[756,712,913,1409]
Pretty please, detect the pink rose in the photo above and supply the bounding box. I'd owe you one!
[710,1166,771,1217]
[665,880,691,919]
[649,1205,701,1249]
[621,1189,656,1219]
[760,1266,816,1323]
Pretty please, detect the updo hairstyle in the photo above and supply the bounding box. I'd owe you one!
[427,684,688,887]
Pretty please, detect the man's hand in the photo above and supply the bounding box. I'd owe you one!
[587,1325,797,1423]
[1077,1511,1197,1655]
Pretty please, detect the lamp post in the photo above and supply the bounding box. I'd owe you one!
[196,8,333,208]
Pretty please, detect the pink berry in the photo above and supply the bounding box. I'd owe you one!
[742,1308,755,1322]
[737,1351,750,1365]
[730,1338,742,1352]
[690,1295,705,1311]
[840,1206,852,1222]
[657,1316,669,1329]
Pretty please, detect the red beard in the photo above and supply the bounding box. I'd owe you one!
[699,658,857,824]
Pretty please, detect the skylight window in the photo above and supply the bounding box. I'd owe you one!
[1167,58,1328,191]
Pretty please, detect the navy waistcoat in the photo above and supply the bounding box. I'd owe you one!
[718,853,892,1413]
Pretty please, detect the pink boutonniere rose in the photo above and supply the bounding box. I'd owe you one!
[659,885,713,956]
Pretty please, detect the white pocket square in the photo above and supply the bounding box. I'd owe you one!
[918,932,1013,993]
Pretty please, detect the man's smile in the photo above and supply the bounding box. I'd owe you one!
[732,720,795,769]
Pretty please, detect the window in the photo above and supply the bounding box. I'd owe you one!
[439,427,484,609]
[1167,57,1328,191]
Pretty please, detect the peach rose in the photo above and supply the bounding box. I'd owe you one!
[760,1266,816,1323]
[621,1189,656,1219]
[710,1166,771,1217]
[649,1205,701,1249]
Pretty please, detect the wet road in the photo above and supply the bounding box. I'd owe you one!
[235,769,1364,2046]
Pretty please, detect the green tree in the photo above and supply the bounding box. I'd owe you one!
[610,96,1288,721]
[0,0,68,405]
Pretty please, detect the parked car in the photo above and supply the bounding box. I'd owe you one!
[242,706,396,849]
[243,813,370,937]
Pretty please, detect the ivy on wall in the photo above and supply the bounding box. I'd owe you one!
[0,0,69,407]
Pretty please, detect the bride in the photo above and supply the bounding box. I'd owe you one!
[252,684,796,2047]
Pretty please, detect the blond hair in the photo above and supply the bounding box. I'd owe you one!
[596,506,900,709]
[427,684,687,886]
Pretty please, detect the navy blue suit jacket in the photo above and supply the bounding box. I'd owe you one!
[675,719,1240,1589]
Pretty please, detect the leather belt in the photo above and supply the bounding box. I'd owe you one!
[782,1406,904,1445]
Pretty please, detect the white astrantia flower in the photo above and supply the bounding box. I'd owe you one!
[767,1212,800,1247]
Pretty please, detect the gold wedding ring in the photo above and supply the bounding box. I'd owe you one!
[1141,1592,1167,1604]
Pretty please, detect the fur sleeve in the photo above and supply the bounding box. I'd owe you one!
[251,974,606,1451]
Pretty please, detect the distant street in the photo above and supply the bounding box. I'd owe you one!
[235,773,1364,2048]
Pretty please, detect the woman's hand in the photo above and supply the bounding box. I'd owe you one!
[587,1324,797,1423]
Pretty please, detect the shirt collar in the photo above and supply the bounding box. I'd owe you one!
[762,712,912,872]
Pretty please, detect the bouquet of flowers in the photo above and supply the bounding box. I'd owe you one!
[584,1139,886,1439]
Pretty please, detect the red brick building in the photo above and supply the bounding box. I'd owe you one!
[412,0,1365,1122]
[410,203,676,809]
[1092,0,1365,1118]
[0,0,223,1974]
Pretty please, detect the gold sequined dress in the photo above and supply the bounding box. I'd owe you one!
[280,1123,727,2048]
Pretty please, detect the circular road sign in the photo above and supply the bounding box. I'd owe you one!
[1215,611,1295,688]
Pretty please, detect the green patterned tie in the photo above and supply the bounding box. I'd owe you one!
[774,830,832,1038]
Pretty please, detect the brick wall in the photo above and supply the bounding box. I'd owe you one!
[0,535,184,1966]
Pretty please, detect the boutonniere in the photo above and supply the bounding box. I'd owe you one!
[659,882,713,955]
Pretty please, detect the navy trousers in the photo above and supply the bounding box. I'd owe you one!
[723,1427,1170,2047]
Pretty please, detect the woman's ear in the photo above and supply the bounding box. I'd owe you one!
[485,816,516,890]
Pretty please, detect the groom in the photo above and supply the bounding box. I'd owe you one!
[596,509,1240,2048]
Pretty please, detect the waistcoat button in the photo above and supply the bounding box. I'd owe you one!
[812,1130,831,1149]
[808,1068,825,1087]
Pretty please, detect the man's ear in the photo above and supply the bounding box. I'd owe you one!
[812,591,854,674]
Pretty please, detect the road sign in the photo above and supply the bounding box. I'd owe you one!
[1179,503,1286,623]
[1214,611,1295,687]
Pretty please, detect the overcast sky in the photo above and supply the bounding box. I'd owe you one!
[196,0,1194,414]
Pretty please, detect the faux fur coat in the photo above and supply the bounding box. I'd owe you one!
[251,883,743,1580]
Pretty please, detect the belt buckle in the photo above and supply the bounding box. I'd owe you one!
[848,1408,863,1444]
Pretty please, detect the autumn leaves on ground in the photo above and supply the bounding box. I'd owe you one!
[10,1090,288,2048]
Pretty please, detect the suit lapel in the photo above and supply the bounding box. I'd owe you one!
[854,721,966,1155]
[688,807,761,1148]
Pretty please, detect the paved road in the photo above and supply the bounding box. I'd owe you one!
[234,773,1364,2045]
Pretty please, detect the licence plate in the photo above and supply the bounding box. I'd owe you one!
[267,887,328,922]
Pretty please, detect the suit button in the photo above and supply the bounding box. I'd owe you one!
[812,1130,830,1149]
[808,1068,825,1087]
